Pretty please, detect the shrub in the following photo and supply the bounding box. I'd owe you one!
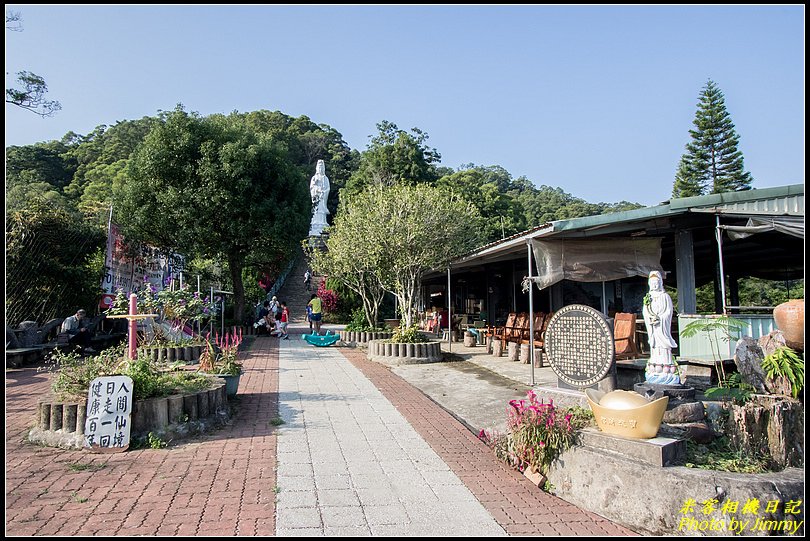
[390,321,427,343]
[479,391,585,482]
[42,346,126,400]
[761,346,804,399]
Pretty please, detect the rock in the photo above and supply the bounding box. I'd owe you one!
[705,401,728,435]
[663,400,705,423]
[758,330,787,358]
[662,421,717,444]
[682,422,717,444]
[6,326,20,349]
[18,321,41,347]
[750,332,795,397]
[733,337,768,393]
[725,395,804,469]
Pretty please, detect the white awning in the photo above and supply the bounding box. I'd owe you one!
[530,238,663,289]
[722,216,804,240]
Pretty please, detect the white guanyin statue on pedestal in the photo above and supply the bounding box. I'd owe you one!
[643,270,681,385]
[308,160,330,237]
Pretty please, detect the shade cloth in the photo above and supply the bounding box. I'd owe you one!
[530,237,663,289]
[722,216,804,240]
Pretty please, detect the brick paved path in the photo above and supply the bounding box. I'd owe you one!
[340,348,634,536]
[5,338,280,536]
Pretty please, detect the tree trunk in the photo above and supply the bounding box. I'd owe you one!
[229,256,245,324]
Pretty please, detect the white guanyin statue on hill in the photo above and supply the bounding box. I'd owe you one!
[643,270,681,385]
[308,160,330,237]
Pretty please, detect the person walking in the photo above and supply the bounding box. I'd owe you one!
[307,294,322,335]
[279,301,290,340]
[304,269,312,292]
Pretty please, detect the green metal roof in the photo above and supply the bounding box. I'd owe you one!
[549,184,804,235]
[443,184,805,270]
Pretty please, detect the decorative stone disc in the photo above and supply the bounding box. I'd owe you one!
[545,304,615,388]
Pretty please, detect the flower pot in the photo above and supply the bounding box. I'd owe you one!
[218,373,242,398]
[773,299,804,351]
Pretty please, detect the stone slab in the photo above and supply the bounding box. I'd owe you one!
[579,427,686,467]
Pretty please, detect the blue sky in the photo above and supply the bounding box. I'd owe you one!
[4,5,805,206]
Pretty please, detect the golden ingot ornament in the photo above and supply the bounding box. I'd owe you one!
[585,389,668,439]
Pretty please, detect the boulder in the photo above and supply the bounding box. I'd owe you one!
[6,326,21,349]
[18,321,41,347]
[725,395,804,469]
[662,400,705,424]
[733,337,768,393]
[758,330,787,358]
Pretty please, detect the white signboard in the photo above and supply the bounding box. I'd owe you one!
[84,376,134,453]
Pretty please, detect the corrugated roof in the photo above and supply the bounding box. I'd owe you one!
[448,184,804,267]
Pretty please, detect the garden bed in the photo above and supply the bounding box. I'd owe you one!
[28,379,230,449]
[338,330,393,346]
[366,339,443,365]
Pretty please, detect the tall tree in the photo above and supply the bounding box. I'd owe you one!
[323,184,482,327]
[117,106,310,321]
[673,80,753,198]
[343,121,442,196]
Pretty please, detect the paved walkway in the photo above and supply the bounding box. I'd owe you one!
[6,331,633,536]
[276,335,506,536]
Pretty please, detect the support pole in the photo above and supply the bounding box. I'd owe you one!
[128,294,138,360]
[527,242,535,386]
[447,267,452,353]
[715,215,728,315]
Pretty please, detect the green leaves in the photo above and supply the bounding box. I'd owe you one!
[761,347,804,399]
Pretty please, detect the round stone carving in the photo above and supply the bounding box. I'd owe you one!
[545,304,614,388]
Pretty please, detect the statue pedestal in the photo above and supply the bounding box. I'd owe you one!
[634,382,695,401]
[634,382,704,424]
[306,234,328,250]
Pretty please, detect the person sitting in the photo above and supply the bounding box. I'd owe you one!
[257,301,273,335]
[61,309,95,352]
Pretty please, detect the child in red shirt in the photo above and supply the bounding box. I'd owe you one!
[280,302,290,340]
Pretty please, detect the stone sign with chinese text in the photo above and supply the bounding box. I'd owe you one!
[84,376,134,452]
[545,304,616,390]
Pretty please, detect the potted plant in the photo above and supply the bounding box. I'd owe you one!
[198,329,243,397]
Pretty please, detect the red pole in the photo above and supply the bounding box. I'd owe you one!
[129,294,138,360]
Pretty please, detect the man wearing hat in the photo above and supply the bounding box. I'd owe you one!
[61,309,95,352]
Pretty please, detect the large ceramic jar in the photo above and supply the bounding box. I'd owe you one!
[773,299,804,351]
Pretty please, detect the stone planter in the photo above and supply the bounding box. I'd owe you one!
[338,331,393,346]
[773,299,804,351]
[366,339,442,365]
[28,380,229,449]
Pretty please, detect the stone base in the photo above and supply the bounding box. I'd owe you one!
[547,445,805,536]
[579,427,686,467]
[634,382,696,401]
[662,400,705,423]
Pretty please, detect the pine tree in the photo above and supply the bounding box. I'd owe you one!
[672,80,753,198]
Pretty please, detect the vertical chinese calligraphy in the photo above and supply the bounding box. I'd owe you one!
[84,376,134,452]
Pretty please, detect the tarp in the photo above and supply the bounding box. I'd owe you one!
[723,216,804,240]
[530,237,663,289]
